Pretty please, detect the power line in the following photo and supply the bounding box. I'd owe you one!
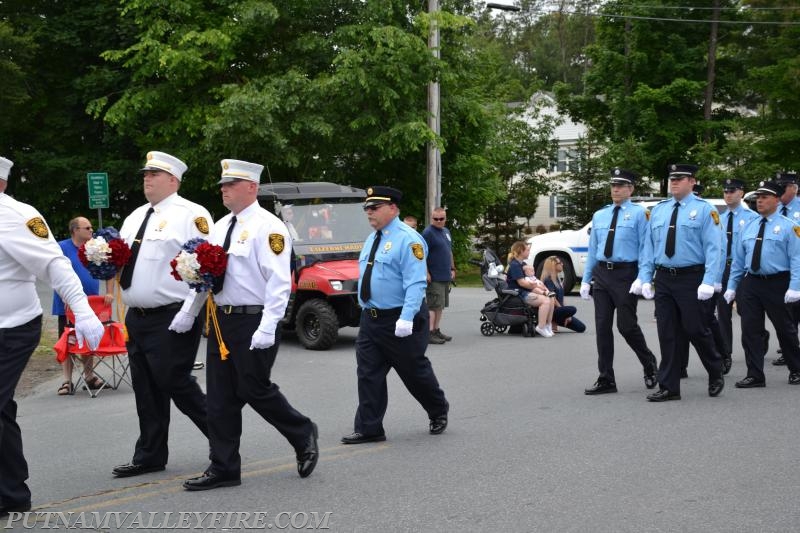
[571,10,800,24]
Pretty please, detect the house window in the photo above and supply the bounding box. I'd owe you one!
[550,194,577,218]
[555,149,579,173]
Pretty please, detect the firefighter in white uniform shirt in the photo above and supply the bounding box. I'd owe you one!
[174,159,318,491]
[111,151,213,479]
[0,156,103,517]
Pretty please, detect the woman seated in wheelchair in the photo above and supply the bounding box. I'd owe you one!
[505,241,555,338]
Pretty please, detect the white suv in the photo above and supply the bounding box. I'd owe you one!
[526,197,728,291]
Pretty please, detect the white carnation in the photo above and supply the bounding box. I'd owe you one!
[84,237,111,265]
[175,251,202,283]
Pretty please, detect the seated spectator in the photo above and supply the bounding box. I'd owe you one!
[540,256,586,333]
[505,241,555,338]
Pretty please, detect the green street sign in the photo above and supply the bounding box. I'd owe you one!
[87,172,109,209]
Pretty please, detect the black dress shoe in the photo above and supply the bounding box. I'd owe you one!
[112,463,166,478]
[647,389,681,402]
[789,372,800,385]
[584,380,617,395]
[708,377,725,397]
[643,374,657,390]
[735,376,765,388]
[773,355,786,366]
[183,471,241,491]
[429,415,448,435]
[0,502,31,518]
[680,368,688,379]
[722,357,732,375]
[341,432,386,444]
[296,423,319,478]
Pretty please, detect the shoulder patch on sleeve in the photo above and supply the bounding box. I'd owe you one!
[711,210,720,226]
[194,216,209,235]
[794,226,800,238]
[645,210,650,221]
[269,233,285,254]
[26,217,49,238]
[411,242,424,260]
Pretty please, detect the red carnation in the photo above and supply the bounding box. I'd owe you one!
[108,239,132,267]
[195,242,228,276]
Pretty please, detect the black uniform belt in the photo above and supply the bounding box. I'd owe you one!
[745,271,789,280]
[217,305,264,315]
[655,264,705,276]
[130,302,182,316]
[600,261,637,270]
[363,307,402,319]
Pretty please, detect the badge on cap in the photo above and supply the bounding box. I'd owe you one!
[269,233,284,254]
[367,187,373,195]
[411,243,424,260]
[26,217,49,238]
[194,217,209,235]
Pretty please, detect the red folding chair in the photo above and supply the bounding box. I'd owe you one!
[54,295,130,398]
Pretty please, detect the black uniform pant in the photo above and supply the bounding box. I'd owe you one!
[354,304,448,436]
[125,307,207,467]
[716,264,734,358]
[737,273,800,381]
[654,270,722,392]
[591,266,657,382]
[679,293,727,370]
[206,313,313,477]
[0,316,41,508]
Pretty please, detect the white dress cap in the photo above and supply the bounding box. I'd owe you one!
[140,151,188,180]
[0,157,13,181]
[218,159,265,184]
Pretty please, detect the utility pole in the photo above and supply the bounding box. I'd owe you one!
[426,0,441,226]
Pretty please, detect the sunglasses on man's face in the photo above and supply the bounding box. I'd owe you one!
[363,203,389,212]
[432,217,445,222]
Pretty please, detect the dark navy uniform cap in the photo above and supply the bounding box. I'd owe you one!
[668,163,699,178]
[364,186,403,207]
[610,167,637,185]
[722,178,745,191]
[692,182,705,195]
[776,172,798,185]
[755,180,785,197]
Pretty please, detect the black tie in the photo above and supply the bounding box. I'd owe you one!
[213,216,237,295]
[664,202,680,258]
[750,217,767,272]
[119,207,154,290]
[603,205,620,259]
[726,211,734,258]
[782,205,788,217]
[360,231,382,302]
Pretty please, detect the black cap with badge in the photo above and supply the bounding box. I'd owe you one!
[722,178,745,192]
[668,163,699,179]
[364,186,403,207]
[754,180,785,197]
[776,172,798,186]
[610,167,637,185]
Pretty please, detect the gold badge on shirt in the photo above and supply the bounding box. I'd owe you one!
[711,210,720,226]
[194,217,209,235]
[411,243,424,260]
[26,217,49,238]
[269,233,285,254]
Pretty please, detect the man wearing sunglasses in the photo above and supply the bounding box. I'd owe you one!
[341,186,449,444]
[423,207,455,344]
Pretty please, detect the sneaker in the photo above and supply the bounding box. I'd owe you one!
[535,326,553,338]
[435,329,452,342]
[428,331,446,344]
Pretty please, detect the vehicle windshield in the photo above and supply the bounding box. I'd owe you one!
[276,200,373,251]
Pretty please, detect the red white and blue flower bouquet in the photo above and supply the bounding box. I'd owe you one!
[78,227,132,280]
[170,237,228,292]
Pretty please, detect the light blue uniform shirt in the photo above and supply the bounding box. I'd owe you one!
[727,212,800,292]
[358,216,428,321]
[582,199,648,284]
[639,195,722,286]
[780,196,800,223]
[715,205,760,283]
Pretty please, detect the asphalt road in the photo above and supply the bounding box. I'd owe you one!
[11,287,800,532]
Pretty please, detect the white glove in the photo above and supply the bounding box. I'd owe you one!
[785,289,800,304]
[394,319,413,338]
[74,313,104,351]
[714,283,722,293]
[723,289,736,304]
[697,283,715,301]
[642,283,655,300]
[168,311,196,333]
[629,279,643,295]
[250,329,275,350]
[579,282,591,300]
